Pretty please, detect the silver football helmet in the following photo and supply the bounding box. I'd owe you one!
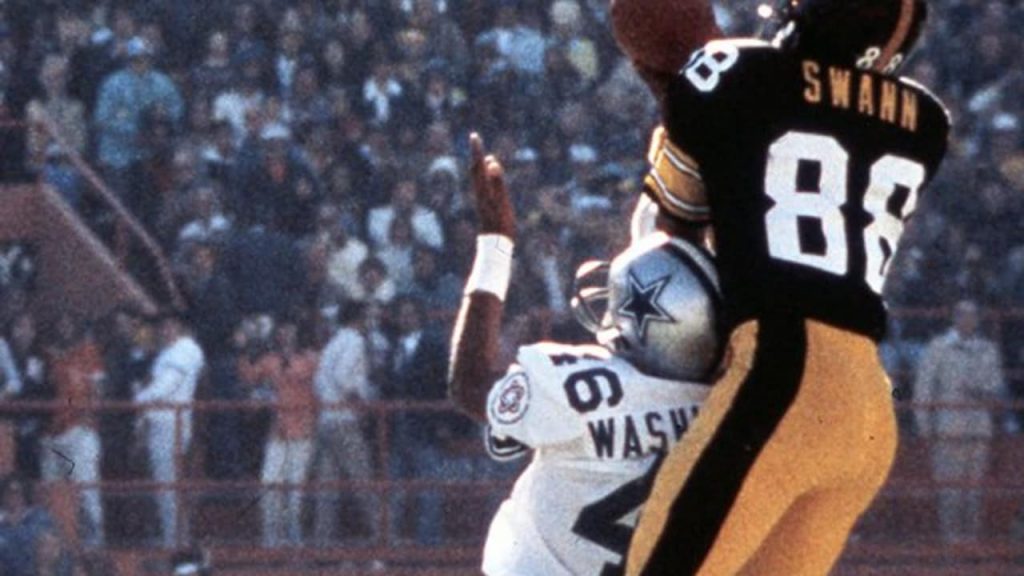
[571,233,724,382]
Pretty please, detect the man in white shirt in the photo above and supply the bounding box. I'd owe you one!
[366,179,444,249]
[915,300,1008,542]
[312,303,376,543]
[134,313,205,547]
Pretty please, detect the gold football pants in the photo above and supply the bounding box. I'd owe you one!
[627,317,898,576]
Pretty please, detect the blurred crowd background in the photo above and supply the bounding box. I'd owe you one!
[0,0,1021,573]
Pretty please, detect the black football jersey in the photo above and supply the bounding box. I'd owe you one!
[655,39,950,339]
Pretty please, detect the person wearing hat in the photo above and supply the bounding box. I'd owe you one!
[133,311,205,547]
[94,36,183,223]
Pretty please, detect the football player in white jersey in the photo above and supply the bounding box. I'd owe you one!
[449,134,725,576]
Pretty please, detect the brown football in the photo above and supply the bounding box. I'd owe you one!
[611,0,723,76]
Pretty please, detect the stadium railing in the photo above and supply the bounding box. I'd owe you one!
[2,393,1024,574]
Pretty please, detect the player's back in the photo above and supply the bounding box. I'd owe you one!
[659,39,950,339]
[483,342,709,576]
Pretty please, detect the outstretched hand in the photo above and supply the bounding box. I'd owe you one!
[470,132,516,240]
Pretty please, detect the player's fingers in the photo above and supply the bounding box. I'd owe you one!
[485,157,507,197]
[470,132,485,176]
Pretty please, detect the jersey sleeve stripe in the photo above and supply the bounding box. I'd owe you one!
[646,171,711,222]
[663,145,704,182]
[647,139,711,222]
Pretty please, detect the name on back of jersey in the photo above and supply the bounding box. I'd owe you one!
[801,60,920,132]
[486,342,710,457]
[587,403,700,460]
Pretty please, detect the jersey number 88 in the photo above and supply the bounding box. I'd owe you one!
[764,131,925,294]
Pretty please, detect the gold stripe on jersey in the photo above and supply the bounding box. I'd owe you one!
[647,126,668,165]
[646,138,710,222]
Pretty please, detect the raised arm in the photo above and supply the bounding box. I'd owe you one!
[448,133,516,422]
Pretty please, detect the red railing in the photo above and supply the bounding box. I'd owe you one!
[2,396,1024,574]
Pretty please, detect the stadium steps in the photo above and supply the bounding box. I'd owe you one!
[0,183,157,330]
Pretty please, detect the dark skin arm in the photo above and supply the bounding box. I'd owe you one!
[448,133,516,423]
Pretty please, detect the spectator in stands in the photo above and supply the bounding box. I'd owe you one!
[407,0,470,82]
[241,319,318,548]
[312,303,376,544]
[914,300,1008,542]
[180,243,238,358]
[0,22,32,181]
[221,222,306,317]
[0,475,62,576]
[190,30,236,102]
[402,246,461,311]
[229,2,268,62]
[200,319,247,481]
[475,3,547,78]
[98,308,152,481]
[233,123,321,236]
[423,156,463,218]
[4,312,49,480]
[34,525,76,576]
[212,48,266,143]
[520,223,571,320]
[157,145,206,246]
[375,217,416,289]
[233,315,276,477]
[317,207,369,304]
[176,184,232,251]
[133,313,205,547]
[361,52,408,128]
[385,296,449,545]
[999,246,1024,418]
[350,256,397,308]
[41,313,105,546]
[0,322,23,400]
[882,247,946,391]
[420,69,464,125]
[289,65,332,133]
[25,54,86,172]
[271,23,306,102]
[93,37,184,227]
[39,144,85,210]
[366,178,444,250]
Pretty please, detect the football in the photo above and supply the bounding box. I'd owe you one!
[610,0,723,76]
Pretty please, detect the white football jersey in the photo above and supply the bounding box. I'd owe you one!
[482,342,710,576]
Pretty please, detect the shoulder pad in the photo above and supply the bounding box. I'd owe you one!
[515,342,611,376]
[897,77,952,130]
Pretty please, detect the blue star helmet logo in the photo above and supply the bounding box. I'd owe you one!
[617,273,674,343]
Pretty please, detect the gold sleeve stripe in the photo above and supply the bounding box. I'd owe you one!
[662,144,703,182]
[647,126,667,165]
[646,170,711,222]
[647,137,710,221]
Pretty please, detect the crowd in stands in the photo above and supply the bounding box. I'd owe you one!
[0,0,1021,564]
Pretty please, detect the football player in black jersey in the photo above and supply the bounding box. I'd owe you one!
[626,1,949,574]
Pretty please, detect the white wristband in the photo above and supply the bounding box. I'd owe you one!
[465,234,515,301]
